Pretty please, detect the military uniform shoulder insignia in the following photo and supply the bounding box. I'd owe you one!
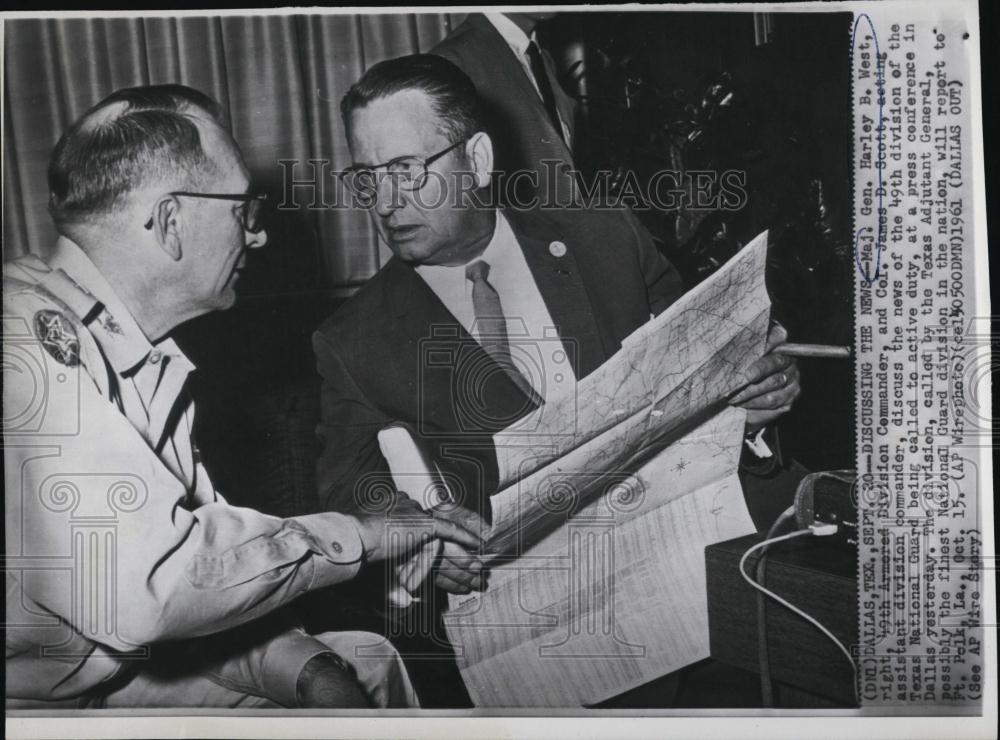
[33,309,80,366]
[82,301,124,336]
[97,311,124,336]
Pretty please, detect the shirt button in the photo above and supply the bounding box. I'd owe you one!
[148,350,162,365]
[549,241,567,258]
[330,541,343,554]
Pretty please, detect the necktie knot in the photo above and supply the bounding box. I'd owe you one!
[465,259,491,284]
[462,256,541,404]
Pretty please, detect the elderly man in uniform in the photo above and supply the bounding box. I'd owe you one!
[3,84,481,710]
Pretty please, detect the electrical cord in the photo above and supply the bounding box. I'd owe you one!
[755,505,797,707]
[740,521,858,706]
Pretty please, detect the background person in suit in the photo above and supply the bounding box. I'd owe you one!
[430,10,671,308]
[312,55,800,703]
[431,12,579,207]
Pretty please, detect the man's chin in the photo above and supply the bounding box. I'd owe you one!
[388,237,435,264]
[215,287,238,311]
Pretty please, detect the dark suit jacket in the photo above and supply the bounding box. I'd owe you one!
[431,13,579,207]
[313,207,683,518]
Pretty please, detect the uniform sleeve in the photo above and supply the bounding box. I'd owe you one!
[313,328,398,513]
[196,612,339,708]
[3,308,368,651]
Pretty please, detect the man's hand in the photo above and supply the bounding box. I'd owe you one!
[431,506,488,595]
[353,494,482,563]
[729,322,801,432]
[295,652,370,708]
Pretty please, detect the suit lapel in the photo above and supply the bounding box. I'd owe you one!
[540,46,576,144]
[386,259,540,433]
[511,223,606,379]
[467,15,537,101]
[467,14,573,159]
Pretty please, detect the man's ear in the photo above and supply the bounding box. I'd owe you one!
[466,132,494,189]
[150,195,183,261]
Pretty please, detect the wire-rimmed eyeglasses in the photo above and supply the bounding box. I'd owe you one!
[340,139,468,203]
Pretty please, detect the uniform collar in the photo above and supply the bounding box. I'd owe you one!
[48,237,191,377]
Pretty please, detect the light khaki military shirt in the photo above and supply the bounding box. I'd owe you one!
[4,238,366,702]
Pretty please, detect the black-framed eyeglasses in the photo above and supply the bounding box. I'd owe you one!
[143,192,268,233]
[340,139,468,203]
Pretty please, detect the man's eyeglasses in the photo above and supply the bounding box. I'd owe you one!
[340,139,468,203]
[143,192,268,233]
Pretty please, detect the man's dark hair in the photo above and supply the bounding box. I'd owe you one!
[340,54,485,144]
[48,84,225,230]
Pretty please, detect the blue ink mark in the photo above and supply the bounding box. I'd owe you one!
[853,226,874,277]
[851,13,886,285]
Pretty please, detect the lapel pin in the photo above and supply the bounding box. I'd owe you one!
[549,241,567,258]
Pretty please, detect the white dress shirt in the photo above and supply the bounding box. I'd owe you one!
[484,12,572,147]
[415,212,576,402]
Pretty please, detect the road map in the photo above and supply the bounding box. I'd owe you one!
[443,231,772,706]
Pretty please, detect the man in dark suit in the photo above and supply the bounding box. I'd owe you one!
[315,52,799,591]
[431,12,578,207]
[312,54,800,705]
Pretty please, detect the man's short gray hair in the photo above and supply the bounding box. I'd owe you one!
[340,54,485,145]
[47,84,224,231]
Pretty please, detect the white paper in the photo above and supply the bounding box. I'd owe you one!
[443,233,772,706]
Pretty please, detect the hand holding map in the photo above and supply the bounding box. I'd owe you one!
[444,230,773,706]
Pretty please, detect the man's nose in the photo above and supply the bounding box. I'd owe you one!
[373,173,404,218]
[246,228,268,250]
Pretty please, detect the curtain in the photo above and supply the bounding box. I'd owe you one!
[3,13,464,293]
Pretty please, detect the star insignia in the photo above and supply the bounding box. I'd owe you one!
[33,310,80,366]
[673,459,689,472]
